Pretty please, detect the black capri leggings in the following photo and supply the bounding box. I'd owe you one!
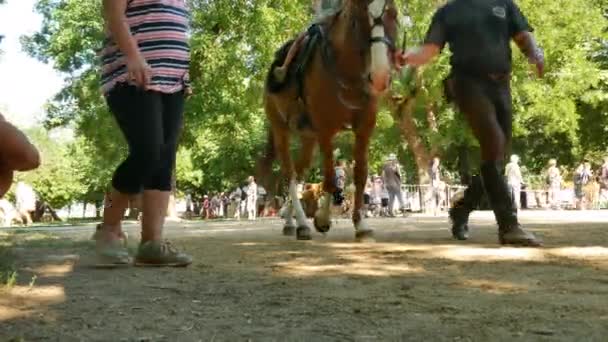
[106,83,184,194]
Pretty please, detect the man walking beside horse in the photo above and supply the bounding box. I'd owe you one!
[398,0,544,246]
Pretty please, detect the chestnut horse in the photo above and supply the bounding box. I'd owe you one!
[259,0,399,241]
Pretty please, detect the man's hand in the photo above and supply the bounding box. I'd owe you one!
[393,45,441,69]
[534,58,544,78]
[513,31,545,78]
[393,50,407,70]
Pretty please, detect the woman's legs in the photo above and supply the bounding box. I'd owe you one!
[135,90,191,266]
[96,84,166,265]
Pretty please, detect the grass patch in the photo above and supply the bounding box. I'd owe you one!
[0,234,17,288]
[0,230,93,288]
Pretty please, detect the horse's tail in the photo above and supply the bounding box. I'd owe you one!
[255,127,277,194]
[266,39,295,93]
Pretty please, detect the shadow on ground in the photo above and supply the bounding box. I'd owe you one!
[1,217,607,341]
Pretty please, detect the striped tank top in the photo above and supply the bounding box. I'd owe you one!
[100,0,190,94]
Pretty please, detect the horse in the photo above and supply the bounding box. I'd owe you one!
[257,0,399,241]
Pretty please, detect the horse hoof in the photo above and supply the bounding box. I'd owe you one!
[355,229,375,243]
[283,225,296,236]
[313,216,331,233]
[296,226,312,240]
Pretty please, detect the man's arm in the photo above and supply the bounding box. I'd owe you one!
[508,0,544,77]
[398,44,441,67]
[102,0,151,87]
[513,32,544,76]
[397,8,446,68]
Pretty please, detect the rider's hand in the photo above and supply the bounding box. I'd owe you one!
[126,54,152,89]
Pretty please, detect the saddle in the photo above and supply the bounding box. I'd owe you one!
[293,24,324,99]
[278,24,326,131]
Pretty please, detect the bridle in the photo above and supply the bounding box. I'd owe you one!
[368,0,396,54]
[314,0,399,110]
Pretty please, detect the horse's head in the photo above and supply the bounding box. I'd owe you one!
[344,0,399,95]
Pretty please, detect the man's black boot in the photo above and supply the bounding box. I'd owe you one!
[449,175,483,240]
[480,161,542,246]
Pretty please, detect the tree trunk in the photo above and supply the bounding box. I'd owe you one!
[389,68,432,184]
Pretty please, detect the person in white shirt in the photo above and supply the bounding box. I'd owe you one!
[15,181,36,225]
[505,154,523,209]
[545,159,562,209]
[246,176,258,220]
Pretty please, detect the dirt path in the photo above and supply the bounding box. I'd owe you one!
[1,212,607,341]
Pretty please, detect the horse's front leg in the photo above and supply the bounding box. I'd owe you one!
[314,137,336,234]
[273,129,311,240]
[353,133,374,241]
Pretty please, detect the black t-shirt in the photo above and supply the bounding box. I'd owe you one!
[424,0,532,75]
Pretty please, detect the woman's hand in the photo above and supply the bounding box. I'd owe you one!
[126,55,152,89]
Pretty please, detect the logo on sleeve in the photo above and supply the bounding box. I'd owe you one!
[492,6,506,19]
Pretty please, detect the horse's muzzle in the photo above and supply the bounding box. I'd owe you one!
[368,71,391,95]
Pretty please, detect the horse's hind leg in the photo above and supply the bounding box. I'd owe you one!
[353,132,374,241]
[314,137,336,234]
[282,200,296,236]
[273,129,312,240]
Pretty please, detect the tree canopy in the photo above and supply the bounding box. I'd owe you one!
[17,0,608,203]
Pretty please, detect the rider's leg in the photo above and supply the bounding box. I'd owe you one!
[274,31,308,82]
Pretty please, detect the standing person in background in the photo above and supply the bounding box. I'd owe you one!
[599,157,608,206]
[95,0,192,267]
[583,161,597,209]
[15,181,36,225]
[398,0,544,245]
[0,113,40,199]
[545,159,562,209]
[201,195,211,219]
[505,154,523,209]
[334,160,346,205]
[246,176,258,220]
[573,162,592,210]
[429,157,445,214]
[219,192,228,218]
[382,154,405,217]
[230,186,244,220]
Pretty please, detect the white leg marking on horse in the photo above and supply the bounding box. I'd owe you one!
[284,200,295,227]
[289,179,308,228]
[355,215,372,233]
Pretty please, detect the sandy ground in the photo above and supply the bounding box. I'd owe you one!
[1,210,607,341]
